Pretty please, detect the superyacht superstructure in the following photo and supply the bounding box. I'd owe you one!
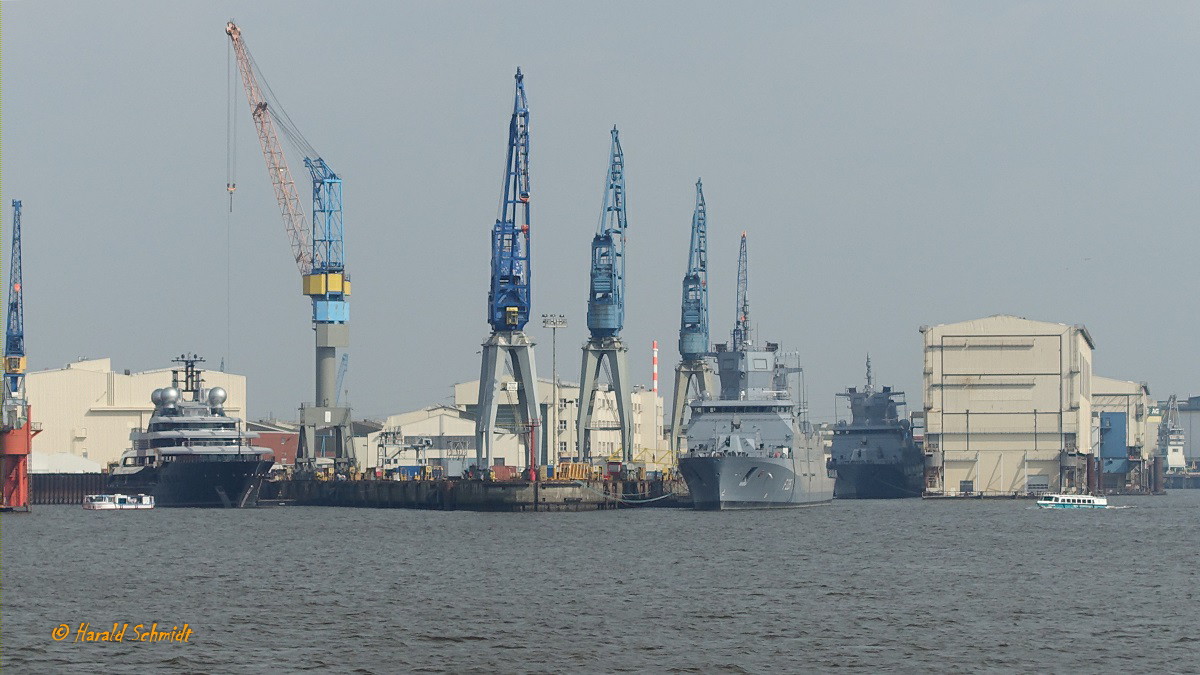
[106,355,272,507]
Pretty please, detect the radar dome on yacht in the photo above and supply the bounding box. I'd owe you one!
[207,387,227,406]
[161,387,181,406]
[151,388,164,405]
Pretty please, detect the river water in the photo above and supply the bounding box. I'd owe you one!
[3,491,1197,673]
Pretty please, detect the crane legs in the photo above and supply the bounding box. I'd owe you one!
[475,331,541,472]
[669,360,716,459]
[577,338,633,464]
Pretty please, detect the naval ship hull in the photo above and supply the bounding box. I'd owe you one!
[679,455,834,510]
[833,463,924,499]
[106,459,273,508]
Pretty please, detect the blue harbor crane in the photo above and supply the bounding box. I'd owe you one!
[475,68,542,473]
[669,180,718,456]
[577,127,634,463]
[5,200,26,406]
[2,199,34,512]
[731,231,751,350]
[227,22,354,472]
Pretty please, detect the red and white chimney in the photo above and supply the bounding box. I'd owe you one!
[652,340,659,393]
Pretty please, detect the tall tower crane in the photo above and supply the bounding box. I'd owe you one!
[577,127,634,463]
[226,22,354,471]
[475,68,542,473]
[731,231,751,350]
[669,180,717,456]
[2,200,36,512]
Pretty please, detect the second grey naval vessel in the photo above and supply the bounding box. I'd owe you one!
[828,358,924,499]
[677,233,833,510]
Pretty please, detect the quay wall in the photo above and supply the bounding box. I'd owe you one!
[263,478,690,512]
[30,473,105,505]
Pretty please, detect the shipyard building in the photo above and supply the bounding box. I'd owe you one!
[921,315,1157,495]
[366,377,667,475]
[922,316,1094,495]
[1091,376,1155,492]
[26,358,248,469]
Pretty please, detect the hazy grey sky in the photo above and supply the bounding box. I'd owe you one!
[4,1,1197,422]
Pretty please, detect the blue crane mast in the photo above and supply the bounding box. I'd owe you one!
[578,127,634,462]
[304,156,347,313]
[732,231,751,349]
[5,200,25,403]
[475,69,541,472]
[488,68,532,331]
[669,180,717,455]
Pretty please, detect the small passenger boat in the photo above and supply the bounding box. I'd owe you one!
[1036,493,1108,509]
[83,493,155,510]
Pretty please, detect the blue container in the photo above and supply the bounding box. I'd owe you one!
[392,465,422,479]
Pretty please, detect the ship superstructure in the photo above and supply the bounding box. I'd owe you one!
[107,355,273,507]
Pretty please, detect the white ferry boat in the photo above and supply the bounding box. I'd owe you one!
[1036,493,1108,509]
[83,493,155,510]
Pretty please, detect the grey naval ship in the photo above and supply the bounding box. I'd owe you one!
[678,340,834,510]
[828,358,924,499]
[107,354,273,507]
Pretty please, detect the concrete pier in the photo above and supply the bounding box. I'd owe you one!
[262,477,691,511]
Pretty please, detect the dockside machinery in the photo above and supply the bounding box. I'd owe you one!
[475,69,542,474]
[2,200,37,511]
[669,180,717,456]
[227,22,354,472]
[577,127,634,464]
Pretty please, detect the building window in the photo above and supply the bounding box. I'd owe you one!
[558,420,568,432]
[558,441,567,454]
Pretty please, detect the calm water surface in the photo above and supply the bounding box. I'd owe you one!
[3,492,1198,673]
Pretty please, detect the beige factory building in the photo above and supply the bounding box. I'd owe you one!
[360,377,667,473]
[367,405,523,473]
[1091,375,1155,491]
[453,377,666,468]
[27,357,248,469]
[922,315,1094,496]
[1092,376,1151,456]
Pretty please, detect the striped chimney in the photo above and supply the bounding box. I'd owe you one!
[652,340,659,393]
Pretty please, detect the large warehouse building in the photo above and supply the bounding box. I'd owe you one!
[453,377,665,468]
[27,357,248,469]
[364,378,667,475]
[921,315,1095,496]
[1091,376,1154,492]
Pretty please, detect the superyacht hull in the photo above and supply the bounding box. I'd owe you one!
[833,463,924,499]
[679,455,834,510]
[106,459,273,508]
